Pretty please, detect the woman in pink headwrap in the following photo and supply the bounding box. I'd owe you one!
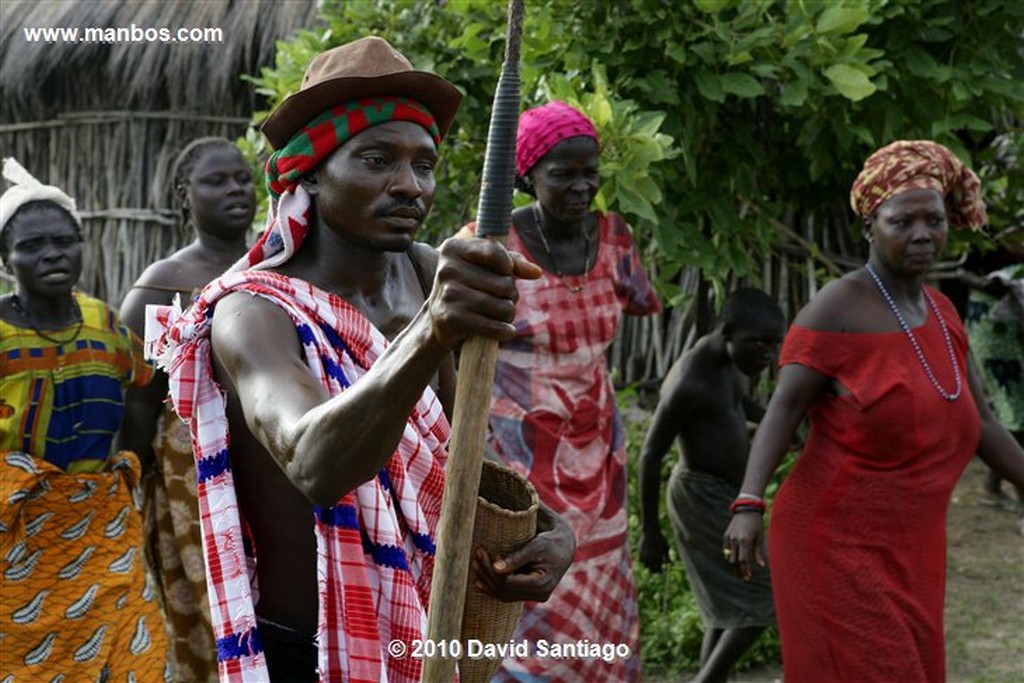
[723,140,1024,682]
[462,101,661,682]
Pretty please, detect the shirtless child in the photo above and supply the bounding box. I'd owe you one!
[639,288,785,683]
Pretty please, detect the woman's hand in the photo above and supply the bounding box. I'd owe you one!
[471,504,575,603]
[722,511,767,582]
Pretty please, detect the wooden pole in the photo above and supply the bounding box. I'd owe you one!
[421,1,525,681]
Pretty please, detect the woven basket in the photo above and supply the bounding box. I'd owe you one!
[458,459,539,682]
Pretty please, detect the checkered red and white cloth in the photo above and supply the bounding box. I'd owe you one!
[146,270,449,682]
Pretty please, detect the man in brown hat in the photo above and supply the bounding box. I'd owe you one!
[147,36,574,682]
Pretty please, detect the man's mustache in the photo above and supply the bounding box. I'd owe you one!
[376,198,426,219]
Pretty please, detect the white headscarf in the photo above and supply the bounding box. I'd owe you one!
[0,158,82,233]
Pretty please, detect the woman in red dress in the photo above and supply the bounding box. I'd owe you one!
[723,140,1024,682]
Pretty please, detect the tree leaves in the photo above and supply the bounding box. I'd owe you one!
[780,78,809,107]
[245,0,1024,329]
[694,71,725,102]
[823,63,877,101]
[816,4,870,35]
[719,72,766,98]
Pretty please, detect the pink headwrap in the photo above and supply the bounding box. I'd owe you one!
[850,140,987,231]
[516,101,599,176]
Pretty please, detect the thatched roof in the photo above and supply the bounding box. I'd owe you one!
[0,0,320,121]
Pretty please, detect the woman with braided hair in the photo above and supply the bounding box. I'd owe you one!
[723,140,1024,682]
[118,137,255,682]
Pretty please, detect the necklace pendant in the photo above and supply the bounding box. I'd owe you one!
[532,203,592,294]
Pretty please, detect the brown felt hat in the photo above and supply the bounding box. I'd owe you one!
[260,36,463,150]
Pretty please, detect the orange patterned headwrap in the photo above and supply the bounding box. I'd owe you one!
[850,140,987,231]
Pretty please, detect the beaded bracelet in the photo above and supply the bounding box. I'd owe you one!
[729,497,767,514]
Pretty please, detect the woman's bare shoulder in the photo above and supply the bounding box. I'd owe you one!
[130,245,206,292]
[794,270,877,333]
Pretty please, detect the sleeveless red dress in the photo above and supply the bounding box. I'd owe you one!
[769,287,980,682]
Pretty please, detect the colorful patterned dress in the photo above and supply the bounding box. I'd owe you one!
[769,288,981,682]
[0,293,152,471]
[0,292,167,680]
[481,212,661,682]
[135,283,220,682]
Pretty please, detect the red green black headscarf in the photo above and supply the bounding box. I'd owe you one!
[265,96,439,200]
[232,96,439,273]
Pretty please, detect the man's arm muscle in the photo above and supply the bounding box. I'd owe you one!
[211,291,449,507]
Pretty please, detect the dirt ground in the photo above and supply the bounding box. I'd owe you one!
[943,457,1024,683]
[650,457,1024,683]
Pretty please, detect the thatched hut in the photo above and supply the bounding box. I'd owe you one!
[0,0,319,303]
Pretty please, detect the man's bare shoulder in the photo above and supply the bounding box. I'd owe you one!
[211,291,299,368]
[410,241,439,278]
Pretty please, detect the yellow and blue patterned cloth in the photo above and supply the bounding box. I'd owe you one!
[0,292,152,472]
[0,451,168,680]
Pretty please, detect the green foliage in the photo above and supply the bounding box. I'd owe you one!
[245,0,1023,295]
[236,2,1024,673]
[242,0,680,248]
[622,407,706,673]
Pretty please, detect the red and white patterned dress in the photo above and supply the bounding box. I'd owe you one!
[477,212,660,682]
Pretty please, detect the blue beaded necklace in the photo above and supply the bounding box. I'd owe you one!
[864,263,962,401]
